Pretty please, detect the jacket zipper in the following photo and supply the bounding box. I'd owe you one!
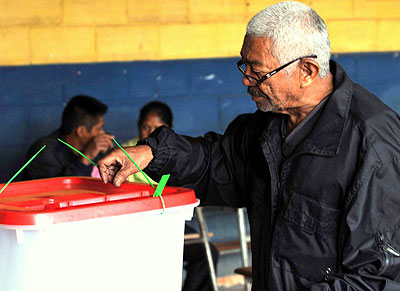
[378,233,400,256]
[377,233,400,274]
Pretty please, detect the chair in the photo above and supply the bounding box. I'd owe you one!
[184,207,218,291]
[235,207,252,290]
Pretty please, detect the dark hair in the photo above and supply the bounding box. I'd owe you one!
[138,101,173,128]
[60,95,108,135]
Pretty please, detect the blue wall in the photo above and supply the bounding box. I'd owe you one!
[1,53,400,182]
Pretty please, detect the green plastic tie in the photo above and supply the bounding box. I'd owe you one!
[153,174,170,214]
[112,138,156,190]
[58,138,97,166]
[0,145,47,195]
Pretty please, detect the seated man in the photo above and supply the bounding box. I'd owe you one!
[23,95,114,180]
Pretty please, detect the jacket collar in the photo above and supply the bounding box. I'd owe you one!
[290,60,353,156]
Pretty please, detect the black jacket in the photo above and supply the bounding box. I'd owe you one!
[140,61,400,290]
[23,130,94,180]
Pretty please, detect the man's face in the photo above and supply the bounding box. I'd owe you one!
[83,116,105,143]
[240,35,299,113]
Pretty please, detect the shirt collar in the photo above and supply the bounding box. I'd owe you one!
[277,60,353,157]
[299,60,353,156]
[281,95,330,156]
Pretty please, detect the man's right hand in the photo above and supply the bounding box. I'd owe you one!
[97,145,154,187]
[82,133,114,164]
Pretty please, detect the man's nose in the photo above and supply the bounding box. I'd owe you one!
[242,75,253,87]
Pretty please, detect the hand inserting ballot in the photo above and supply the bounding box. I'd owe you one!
[97,145,153,187]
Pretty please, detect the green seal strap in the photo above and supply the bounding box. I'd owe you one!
[113,138,169,214]
[58,138,97,166]
[0,145,47,195]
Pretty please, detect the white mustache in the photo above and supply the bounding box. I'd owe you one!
[248,88,263,97]
[248,88,267,98]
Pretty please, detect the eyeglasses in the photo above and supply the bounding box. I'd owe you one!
[237,55,317,86]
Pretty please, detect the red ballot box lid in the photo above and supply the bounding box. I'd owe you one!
[0,177,197,226]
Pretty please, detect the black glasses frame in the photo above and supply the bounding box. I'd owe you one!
[237,55,317,86]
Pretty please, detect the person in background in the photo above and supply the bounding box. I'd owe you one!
[98,1,400,290]
[122,101,173,183]
[124,101,219,291]
[23,95,114,180]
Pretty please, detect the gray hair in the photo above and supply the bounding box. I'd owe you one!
[246,1,331,78]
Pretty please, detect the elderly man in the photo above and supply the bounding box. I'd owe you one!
[98,1,400,290]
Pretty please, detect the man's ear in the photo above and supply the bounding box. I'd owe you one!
[300,59,320,88]
[75,125,87,138]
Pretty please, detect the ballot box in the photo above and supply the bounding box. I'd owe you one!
[0,177,198,291]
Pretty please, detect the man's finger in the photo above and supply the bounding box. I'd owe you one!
[98,163,119,184]
[104,133,115,139]
[113,167,133,188]
[98,163,110,184]
[96,136,114,149]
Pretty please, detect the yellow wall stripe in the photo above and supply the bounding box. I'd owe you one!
[0,0,399,66]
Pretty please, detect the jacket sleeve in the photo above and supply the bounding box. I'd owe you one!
[311,159,400,290]
[137,117,254,207]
